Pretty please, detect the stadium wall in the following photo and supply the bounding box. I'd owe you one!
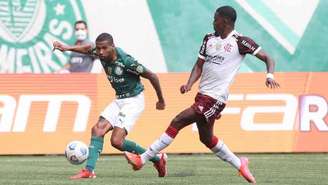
[0,0,327,73]
[0,73,327,154]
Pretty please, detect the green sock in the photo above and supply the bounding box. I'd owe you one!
[122,139,160,163]
[86,136,104,171]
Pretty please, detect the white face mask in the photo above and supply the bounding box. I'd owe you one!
[75,30,87,41]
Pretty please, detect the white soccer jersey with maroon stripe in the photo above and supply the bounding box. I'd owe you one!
[198,30,261,102]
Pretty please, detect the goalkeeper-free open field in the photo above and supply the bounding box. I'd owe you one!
[0,154,327,185]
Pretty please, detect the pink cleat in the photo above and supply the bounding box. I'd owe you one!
[153,153,168,177]
[239,157,256,184]
[124,152,143,171]
[70,168,96,180]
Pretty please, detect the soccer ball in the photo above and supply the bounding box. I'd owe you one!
[65,140,89,165]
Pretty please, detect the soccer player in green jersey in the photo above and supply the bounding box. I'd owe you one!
[53,33,167,179]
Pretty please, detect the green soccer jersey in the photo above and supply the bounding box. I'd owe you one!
[100,47,146,99]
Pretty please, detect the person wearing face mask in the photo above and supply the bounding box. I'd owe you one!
[58,20,96,73]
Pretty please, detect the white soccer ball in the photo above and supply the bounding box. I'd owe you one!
[65,140,89,165]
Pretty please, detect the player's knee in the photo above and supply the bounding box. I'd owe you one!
[170,116,184,130]
[92,126,105,137]
[110,137,123,151]
[91,125,98,135]
[171,115,180,125]
[200,136,211,147]
[200,136,219,149]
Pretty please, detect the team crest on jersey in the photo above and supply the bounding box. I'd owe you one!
[224,43,233,53]
[0,0,86,73]
[136,65,144,74]
[114,66,123,75]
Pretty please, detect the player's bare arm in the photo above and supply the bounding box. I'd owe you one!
[255,50,280,89]
[53,41,93,54]
[180,58,205,94]
[140,70,165,110]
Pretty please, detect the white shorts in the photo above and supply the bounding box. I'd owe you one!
[100,92,145,133]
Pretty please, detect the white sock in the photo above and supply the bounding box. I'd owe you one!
[141,133,174,164]
[211,140,241,170]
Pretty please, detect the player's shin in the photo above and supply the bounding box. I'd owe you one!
[141,126,178,164]
[122,139,160,163]
[85,136,104,172]
[209,136,241,170]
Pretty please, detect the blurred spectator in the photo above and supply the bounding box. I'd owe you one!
[57,20,96,73]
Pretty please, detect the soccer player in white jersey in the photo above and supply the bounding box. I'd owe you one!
[125,6,279,184]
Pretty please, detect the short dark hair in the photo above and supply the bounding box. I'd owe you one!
[216,6,237,23]
[74,20,88,29]
[96,33,114,44]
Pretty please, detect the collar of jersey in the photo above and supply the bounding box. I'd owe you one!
[215,30,236,40]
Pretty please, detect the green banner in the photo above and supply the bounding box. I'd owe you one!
[0,0,86,73]
[147,0,328,72]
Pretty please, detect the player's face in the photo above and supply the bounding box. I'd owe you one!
[95,40,115,61]
[213,13,225,34]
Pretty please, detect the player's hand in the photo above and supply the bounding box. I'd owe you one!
[53,41,68,52]
[156,100,165,110]
[265,78,280,89]
[180,84,191,94]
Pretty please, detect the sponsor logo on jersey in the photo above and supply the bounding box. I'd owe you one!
[207,55,225,65]
[114,66,123,75]
[241,40,256,52]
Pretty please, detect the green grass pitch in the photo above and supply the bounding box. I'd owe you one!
[0,154,327,185]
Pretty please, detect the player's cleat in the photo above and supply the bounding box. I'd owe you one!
[153,153,168,177]
[239,157,256,184]
[124,152,143,170]
[69,168,96,180]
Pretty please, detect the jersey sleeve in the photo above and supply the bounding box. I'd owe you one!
[124,55,147,75]
[237,36,261,55]
[198,34,210,59]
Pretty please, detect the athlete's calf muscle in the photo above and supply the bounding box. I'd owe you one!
[91,117,112,136]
